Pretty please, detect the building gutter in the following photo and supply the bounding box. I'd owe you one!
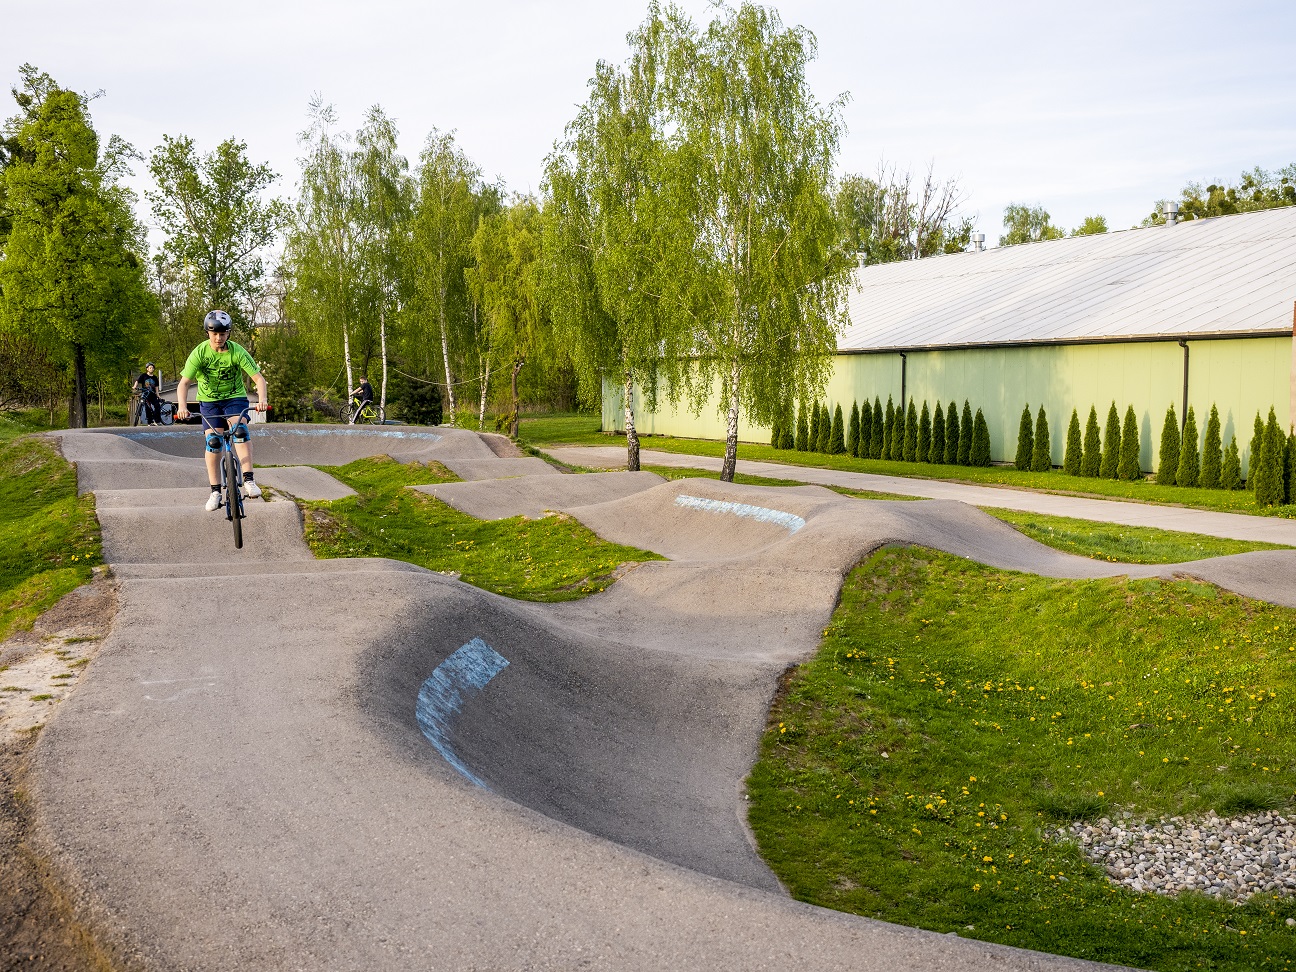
[837,329,1291,356]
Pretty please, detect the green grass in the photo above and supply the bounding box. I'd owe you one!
[301,456,661,601]
[747,546,1296,971]
[0,433,102,641]
[519,413,1296,519]
[986,509,1292,565]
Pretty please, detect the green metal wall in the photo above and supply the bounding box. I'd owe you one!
[604,335,1293,477]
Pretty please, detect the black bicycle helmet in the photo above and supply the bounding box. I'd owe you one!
[204,310,232,332]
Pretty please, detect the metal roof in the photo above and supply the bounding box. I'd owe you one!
[841,206,1296,352]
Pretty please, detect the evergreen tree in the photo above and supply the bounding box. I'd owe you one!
[829,404,846,454]
[1031,406,1051,472]
[1249,412,1264,488]
[858,399,871,458]
[870,396,884,458]
[1176,406,1200,488]
[1014,404,1034,470]
[795,400,809,451]
[903,400,918,461]
[931,402,946,463]
[944,401,959,464]
[846,401,859,457]
[770,414,782,448]
[918,401,932,462]
[971,408,992,466]
[1285,431,1296,503]
[882,396,895,459]
[1200,405,1222,488]
[1100,402,1121,478]
[1221,436,1243,490]
[1118,405,1142,480]
[818,403,832,452]
[1081,405,1101,477]
[958,400,973,465]
[809,402,822,451]
[1254,408,1285,506]
[1155,405,1179,485]
[1062,408,1082,475]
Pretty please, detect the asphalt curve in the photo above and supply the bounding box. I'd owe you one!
[32,425,1296,971]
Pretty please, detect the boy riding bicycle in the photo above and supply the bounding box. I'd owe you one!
[175,310,269,511]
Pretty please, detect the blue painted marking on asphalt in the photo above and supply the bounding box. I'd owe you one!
[416,638,510,788]
[120,427,442,442]
[674,494,805,533]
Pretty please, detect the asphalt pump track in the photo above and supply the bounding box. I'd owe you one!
[26,425,1296,971]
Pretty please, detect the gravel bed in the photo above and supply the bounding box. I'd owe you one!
[1054,812,1296,903]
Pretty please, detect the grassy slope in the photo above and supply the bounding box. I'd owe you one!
[0,416,102,641]
[301,456,661,601]
[748,547,1296,971]
[520,413,1296,519]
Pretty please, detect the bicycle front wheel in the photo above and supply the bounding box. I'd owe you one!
[225,448,243,550]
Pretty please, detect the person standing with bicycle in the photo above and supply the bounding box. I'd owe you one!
[134,362,163,425]
[175,311,268,512]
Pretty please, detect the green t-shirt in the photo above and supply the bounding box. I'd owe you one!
[181,340,260,402]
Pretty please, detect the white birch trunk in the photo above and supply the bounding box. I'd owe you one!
[478,354,490,430]
[439,298,456,424]
[720,358,742,482]
[379,299,389,416]
[623,370,640,472]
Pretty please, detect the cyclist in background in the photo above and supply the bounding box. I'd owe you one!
[349,376,374,412]
[175,310,268,511]
[134,362,162,425]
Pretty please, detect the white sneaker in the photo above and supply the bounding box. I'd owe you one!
[244,480,262,499]
[205,491,222,512]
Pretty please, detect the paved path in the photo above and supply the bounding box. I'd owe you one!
[548,446,1296,546]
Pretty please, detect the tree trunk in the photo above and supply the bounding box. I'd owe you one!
[478,354,490,431]
[439,292,457,424]
[69,344,88,429]
[719,358,741,482]
[379,301,389,416]
[509,359,524,438]
[341,318,353,410]
[623,370,640,472]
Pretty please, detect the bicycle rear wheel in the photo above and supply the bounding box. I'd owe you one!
[160,402,174,426]
[225,448,243,550]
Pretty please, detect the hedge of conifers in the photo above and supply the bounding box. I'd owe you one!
[770,397,992,467]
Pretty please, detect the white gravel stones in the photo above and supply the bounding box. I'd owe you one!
[1053,812,1296,903]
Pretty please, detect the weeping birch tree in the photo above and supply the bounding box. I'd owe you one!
[660,3,852,482]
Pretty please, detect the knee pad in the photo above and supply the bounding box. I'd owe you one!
[205,432,222,453]
[232,424,250,444]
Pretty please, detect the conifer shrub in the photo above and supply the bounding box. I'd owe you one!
[918,402,932,462]
[795,401,809,451]
[817,404,832,453]
[1081,405,1101,477]
[1284,431,1295,504]
[1099,403,1121,478]
[1118,405,1141,480]
[871,396,884,458]
[971,408,992,466]
[1249,412,1264,489]
[958,401,973,465]
[903,401,918,461]
[1254,408,1285,506]
[944,401,959,464]
[931,402,945,463]
[847,401,859,457]
[1155,405,1179,485]
[770,416,782,448]
[782,421,796,450]
[1062,408,1082,476]
[1176,406,1200,488]
[829,404,846,454]
[808,403,820,451]
[1014,404,1033,471]
[1200,404,1222,488]
[1031,406,1051,472]
[857,400,871,458]
[1221,436,1243,490]
[882,397,896,459]
[891,401,906,461]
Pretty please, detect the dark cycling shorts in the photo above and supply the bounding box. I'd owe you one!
[199,397,250,431]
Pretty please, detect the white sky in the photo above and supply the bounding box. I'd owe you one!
[7,0,1296,246]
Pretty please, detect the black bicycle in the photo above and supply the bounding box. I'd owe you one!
[132,393,174,427]
[204,406,254,549]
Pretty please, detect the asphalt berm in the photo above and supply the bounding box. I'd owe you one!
[17,425,1296,970]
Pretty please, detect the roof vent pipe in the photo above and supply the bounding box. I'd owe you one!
[970,232,985,252]
[1163,200,1179,225]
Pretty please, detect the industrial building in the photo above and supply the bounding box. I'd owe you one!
[603,206,1296,475]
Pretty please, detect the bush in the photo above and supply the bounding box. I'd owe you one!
[917,401,931,462]
[958,400,973,465]
[944,401,959,464]
[390,378,442,425]
[817,403,832,453]
[1118,405,1141,480]
[871,396,884,458]
[847,401,859,456]
[1081,405,1101,477]
[1254,408,1285,506]
[858,400,871,458]
[1249,412,1264,488]
[1176,406,1200,488]
[1200,404,1222,488]
[1014,404,1033,470]
[882,396,895,459]
[795,401,809,451]
[1155,406,1179,485]
[1031,406,1051,472]
[769,413,783,448]
[829,404,846,455]
[1100,403,1121,479]
[971,408,992,466]
[808,401,822,451]
[902,401,918,462]
[1221,436,1243,490]
[1285,431,1295,503]
[931,402,945,463]
[1062,409,1081,476]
